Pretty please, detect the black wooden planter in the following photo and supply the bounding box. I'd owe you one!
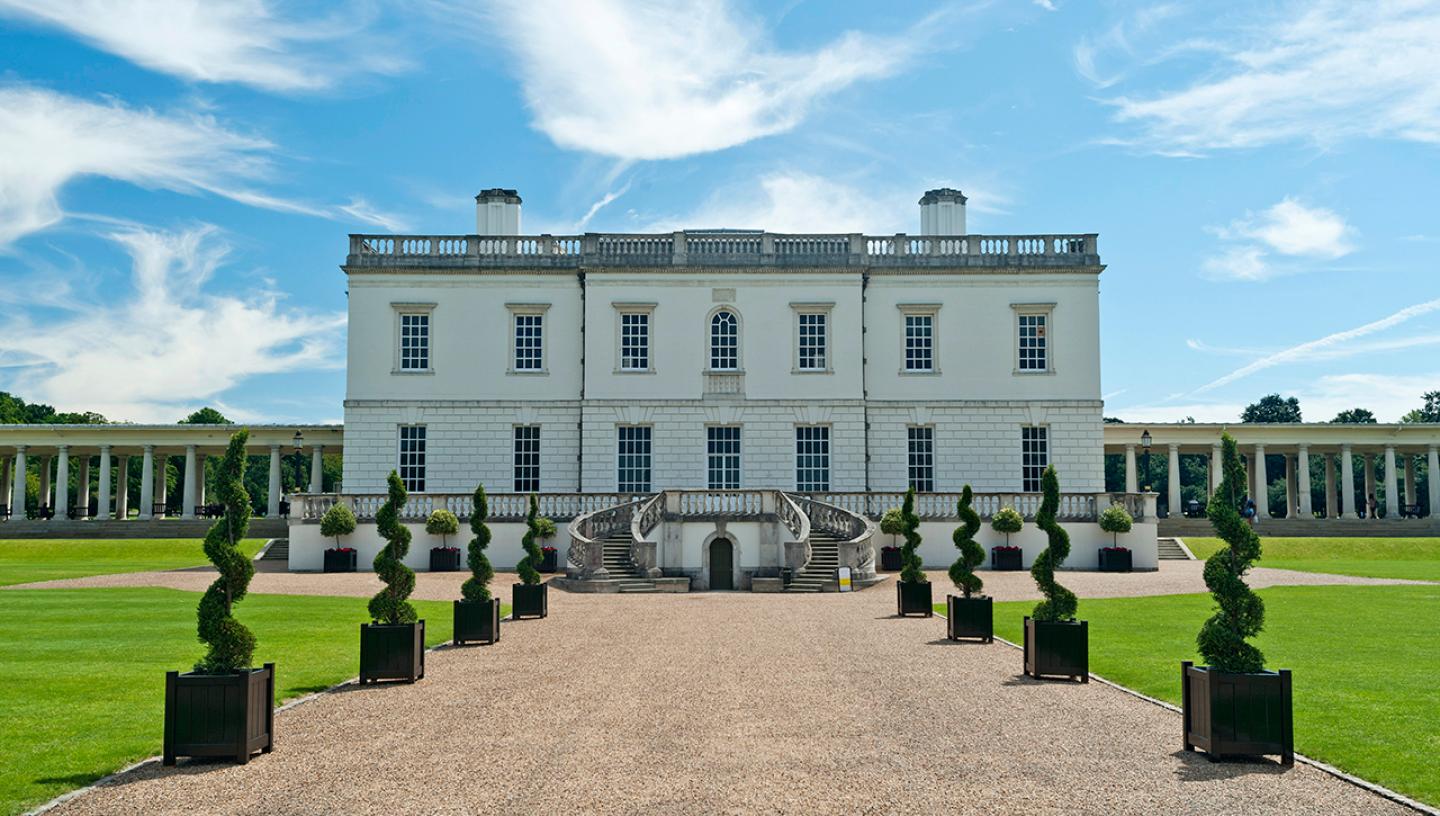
[896,580,933,617]
[946,595,993,642]
[359,621,425,684]
[323,548,357,573]
[1023,616,1088,682]
[512,583,548,619]
[1098,547,1132,572]
[429,547,462,572]
[164,663,274,765]
[879,547,903,572]
[991,547,1023,571]
[1182,661,1294,765]
[539,548,558,573]
[453,598,501,646]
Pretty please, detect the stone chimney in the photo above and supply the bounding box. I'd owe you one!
[475,188,522,235]
[919,188,967,235]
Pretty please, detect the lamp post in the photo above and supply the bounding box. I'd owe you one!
[291,430,305,499]
[1141,430,1152,493]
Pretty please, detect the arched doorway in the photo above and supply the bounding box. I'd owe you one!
[709,538,734,591]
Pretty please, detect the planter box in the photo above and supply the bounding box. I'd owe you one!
[359,621,425,684]
[453,598,501,646]
[1182,661,1294,765]
[991,547,1023,571]
[946,595,993,642]
[896,580,933,617]
[879,547,903,572]
[323,549,357,573]
[513,583,548,620]
[539,549,558,573]
[1098,548,1132,573]
[1023,616,1088,682]
[164,663,274,765]
[429,547,462,572]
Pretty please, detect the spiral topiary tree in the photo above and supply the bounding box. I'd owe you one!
[426,509,460,548]
[1198,433,1266,673]
[899,487,925,583]
[1030,465,1077,622]
[195,430,256,673]
[948,485,984,598]
[517,493,543,586]
[461,485,495,602]
[369,471,417,625]
[320,502,356,548]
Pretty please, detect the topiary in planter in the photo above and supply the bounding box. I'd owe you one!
[1199,436,1266,672]
[991,506,1023,546]
[197,430,257,672]
[454,484,500,645]
[895,487,932,616]
[1099,503,1133,548]
[513,494,548,619]
[880,506,904,538]
[360,471,423,683]
[946,485,991,641]
[1024,466,1087,682]
[426,509,459,548]
[321,502,356,548]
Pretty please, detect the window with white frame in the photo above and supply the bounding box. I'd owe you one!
[904,312,935,372]
[513,313,544,371]
[707,426,741,489]
[398,425,426,492]
[797,312,827,370]
[1017,312,1048,372]
[1022,426,1048,492]
[399,313,430,370]
[795,426,831,491]
[709,310,739,370]
[513,426,540,492]
[620,312,650,371]
[617,426,652,492]
[907,426,935,492]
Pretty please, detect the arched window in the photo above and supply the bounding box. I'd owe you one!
[710,310,739,370]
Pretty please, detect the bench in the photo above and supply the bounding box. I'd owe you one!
[1400,503,1423,519]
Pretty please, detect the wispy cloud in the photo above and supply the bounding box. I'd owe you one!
[0,224,344,422]
[1112,373,1440,424]
[1202,197,1355,281]
[574,182,631,231]
[0,0,405,92]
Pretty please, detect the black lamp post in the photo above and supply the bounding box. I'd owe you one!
[291,430,305,494]
[1141,430,1152,493]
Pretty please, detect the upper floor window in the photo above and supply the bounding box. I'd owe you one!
[1015,306,1052,373]
[903,310,937,372]
[399,312,430,371]
[797,312,828,371]
[511,308,546,372]
[619,309,652,371]
[1022,426,1048,492]
[398,425,426,492]
[907,426,935,492]
[709,310,739,371]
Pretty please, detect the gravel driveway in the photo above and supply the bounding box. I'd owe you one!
[45,583,1406,815]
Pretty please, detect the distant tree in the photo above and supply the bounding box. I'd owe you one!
[179,407,231,425]
[1103,417,1125,424]
[1400,409,1425,424]
[1331,408,1377,424]
[1241,394,1302,423]
[0,391,107,425]
[1410,391,1440,423]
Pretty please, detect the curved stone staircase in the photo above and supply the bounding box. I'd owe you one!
[600,530,661,593]
[783,529,840,592]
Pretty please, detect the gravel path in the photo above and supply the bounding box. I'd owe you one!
[46,583,1406,815]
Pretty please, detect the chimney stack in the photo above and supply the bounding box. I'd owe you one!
[919,188,967,235]
[475,188,522,235]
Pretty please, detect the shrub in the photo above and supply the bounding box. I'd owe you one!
[1099,503,1133,548]
[898,487,926,583]
[319,502,356,549]
[194,430,256,673]
[368,471,417,625]
[425,509,460,548]
[991,506,1023,546]
[879,507,905,537]
[1198,433,1266,673]
[535,515,557,540]
[460,485,495,603]
[1030,466,1077,622]
[948,485,984,598]
[517,494,544,586]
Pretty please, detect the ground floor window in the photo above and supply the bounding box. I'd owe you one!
[398,425,426,493]
[707,426,741,489]
[907,426,934,492]
[795,426,831,492]
[617,426,652,492]
[1022,426,1048,492]
[513,426,540,492]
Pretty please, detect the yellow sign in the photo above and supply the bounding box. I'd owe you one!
[837,566,853,592]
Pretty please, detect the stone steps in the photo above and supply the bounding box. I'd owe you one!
[259,539,290,561]
[1158,517,1439,538]
[1156,537,1190,560]
[787,533,843,592]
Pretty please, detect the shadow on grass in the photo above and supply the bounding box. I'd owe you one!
[1171,749,1292,781]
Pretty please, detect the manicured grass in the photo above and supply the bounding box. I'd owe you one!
[0,539,268,586]
[1183,536,1440,582]
[0,587,507,816]
[940,585,1440,806]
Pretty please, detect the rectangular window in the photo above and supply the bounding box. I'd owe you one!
[907,426,935,492]
[513,314,544,371]
[617,426,652,492]
[795,426,831,492]
[797,313,827,370]
[399,313,430,370]
[1022,426,1048,492]
[707,426,741,490]
[398,425,426,492]
[904,313,934,372]
[620,312,650,371]
[1018,313,1048,371]
[513,426,540,492]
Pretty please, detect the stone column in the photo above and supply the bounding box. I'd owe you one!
[1364,454,1377,516]
[54,447,70,521]
[116,455,131,519]
[1324,453,1336,518]
[77,456,90,518]
[156,455,168,510]
[12,445,27,517]
[1282,456,1295,518]
[1403,455,1416,512]
[197,455,207,505]
[267,444,282,518]
[1383,447,1399,518]
[1166,444,1181,517]
[1210,442,1223,494]
[1253,445,1268,518]
[139,445,155,519]
[1429,446,1440,518]
[1124,445,1137,493]
[1340,445,1355,518]
[310,445,324,493]
[97,446,112,519]
[1297,445,1313,518]
[182,445,197,519]
[40,456,52,508]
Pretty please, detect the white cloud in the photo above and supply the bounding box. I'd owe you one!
[0,0,404,91]
[647,173,910,234]
[1202,197,1355,281]
[1111,373,1439,424]
[1033,0,1057,11]
[0,224,344,422]
[1100,0,1440,152]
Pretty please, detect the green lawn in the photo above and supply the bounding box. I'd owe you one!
[1183,536,1440,582]
[0,587,507,816]
[0,539,268,586]
[941,585,1440,806]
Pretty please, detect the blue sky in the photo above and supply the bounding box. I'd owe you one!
[1,0,1437,424]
